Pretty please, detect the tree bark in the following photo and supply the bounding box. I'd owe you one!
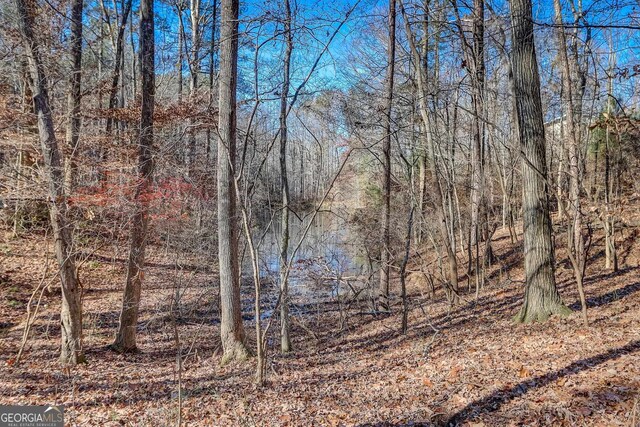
[206,0,218,161]
[509,0,570,323]
[187,0,201,174]
[553,0,588,325]
[379,0,396,310]
[112,0,155,352]
[176,2,184,102]
[604,41,618,271]
[469,0,487,293]
[16,0,85,365]
[218,0,249,363]
[279,0,293,353]
[64,0,84,194]
[105,0,132,135]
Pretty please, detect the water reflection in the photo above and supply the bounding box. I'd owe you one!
[245,210,367,305]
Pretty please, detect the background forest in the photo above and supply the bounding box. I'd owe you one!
[0,0,639,424]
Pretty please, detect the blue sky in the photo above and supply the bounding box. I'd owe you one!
[97,0,637,108]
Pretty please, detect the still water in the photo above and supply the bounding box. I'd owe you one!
[244,210,368,306]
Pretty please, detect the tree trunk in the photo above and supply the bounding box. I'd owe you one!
[469,0,487,294]
[129,11,137,100]
[400,205,414,334]
[509,0,570,323]
[177,3,184,103]
[379,0,396,310]
[206,0,218,161]
[187,0,201,174]
[112,0,155,352]
[64,0,84,194]
[399,0,459,303]
[105,0,132,135]
[279,0,293,353]
[553,0,588,325]
[604,42,618,271]
[16,0,85,365]
[218,0,249,363]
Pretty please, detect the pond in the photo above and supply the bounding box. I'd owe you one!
[244,209,370,312]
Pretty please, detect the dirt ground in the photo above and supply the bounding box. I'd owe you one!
[1,223,639,426]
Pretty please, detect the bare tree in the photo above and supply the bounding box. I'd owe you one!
[217,0,249,363]
[187,0,201,173]
[603,34,618,272]
[510,0,570,323]
[15,0,85,364]
[112,0,156,352]
[206,0,218,160]
[469,0,489,291]
[64,0,84,194]
[176,0,185,102]
[279,0,294,353]
[553,0,588,325]
[398,0,459,304]
[379,0,396,310]
[105,0,132,135]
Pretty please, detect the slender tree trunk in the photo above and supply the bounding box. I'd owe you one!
[604,41,618,271]
[469,0,487,294]
[98,23,104,109]
[400,204,414,334]
[553,0,588,325]
[187,0,201,174]
[509,0,570,323]
[279,0,293,353]
[218,0,249,363]
[105,0,132,135]
[379,0,396,310]
[64,0,84,194]
[415,0,429,246]
[177,3,184,102]
[112,0,155,352]
[556,128,566,218]
[399,0,459,303]
[206,0,218,161]
[16,0,85,365]
[129,11,137,100]
[466,0,483,239]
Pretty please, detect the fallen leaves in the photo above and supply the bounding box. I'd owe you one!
[518,365,532,379]
[1,229,640,426]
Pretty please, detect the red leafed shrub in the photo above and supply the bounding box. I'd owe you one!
[69,173,212,242]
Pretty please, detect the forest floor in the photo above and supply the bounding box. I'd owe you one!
[1,221,639,426]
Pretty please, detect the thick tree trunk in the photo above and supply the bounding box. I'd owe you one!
[112,0,155,352]
[16,0,85,365]
[509,0,570,323]
[218,0,249,363]
[279,0,293,353]
[64,0,84,194]
[379,0,396,310]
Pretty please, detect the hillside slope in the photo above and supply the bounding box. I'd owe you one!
[1,223,639,426]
